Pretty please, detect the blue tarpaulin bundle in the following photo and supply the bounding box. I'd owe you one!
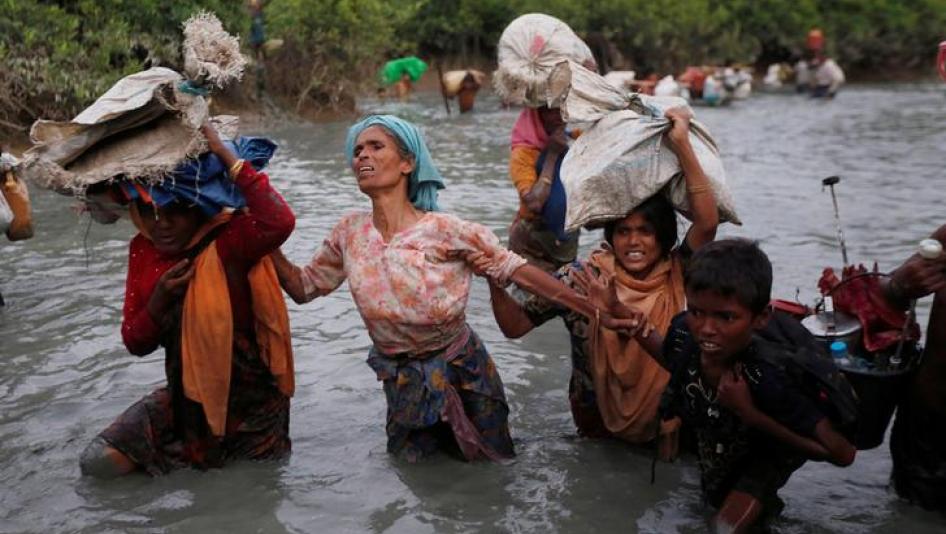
[120,137,276,215]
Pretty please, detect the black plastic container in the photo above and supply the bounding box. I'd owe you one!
[840,364,913,450]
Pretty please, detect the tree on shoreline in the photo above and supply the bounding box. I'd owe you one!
[2,0,944,137]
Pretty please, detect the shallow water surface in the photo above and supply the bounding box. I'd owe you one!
[2,85,945,533]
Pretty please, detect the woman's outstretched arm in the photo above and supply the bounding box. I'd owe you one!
[271,248,309,304]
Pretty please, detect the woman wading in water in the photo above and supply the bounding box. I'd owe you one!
[81,123,296,477]
[273,115,640,462]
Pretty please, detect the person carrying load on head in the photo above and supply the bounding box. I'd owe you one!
[80,123,297,477]
[493,14,600,272]
[270,115,640,463]
[441,70,486,114]
[506,104,582,272]
[479,107,719,450]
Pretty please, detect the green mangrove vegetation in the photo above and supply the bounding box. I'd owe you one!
[2,0,944,137]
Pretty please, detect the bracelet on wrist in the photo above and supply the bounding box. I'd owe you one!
[686,183,713,195]
[228,159,245,179]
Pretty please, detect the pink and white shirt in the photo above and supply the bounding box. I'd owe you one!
[301,211,526,355]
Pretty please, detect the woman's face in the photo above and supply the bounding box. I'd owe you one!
[610,211,664,279]
[138,201,203,255]
[351,126,414,195]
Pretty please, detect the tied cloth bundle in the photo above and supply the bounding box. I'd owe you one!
[17,11,247,204]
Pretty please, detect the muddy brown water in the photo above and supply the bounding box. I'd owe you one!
[2,85,945,533]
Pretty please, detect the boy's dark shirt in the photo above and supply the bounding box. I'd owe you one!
[659,313,826,503]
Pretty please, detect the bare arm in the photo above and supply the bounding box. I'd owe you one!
[522,127,568,214]
[718,370,855,466]
[522,150,560,214]
[487,281,537,338]
[882,225,946,309]
[508,263,642,333]
[271,248,310,304]
[665,107,719,251]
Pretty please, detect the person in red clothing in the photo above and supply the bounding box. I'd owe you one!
[79,123,297,477]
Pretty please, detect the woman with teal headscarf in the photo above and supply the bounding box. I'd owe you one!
[273,115,638,462]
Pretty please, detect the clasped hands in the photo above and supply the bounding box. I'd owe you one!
[464,248,652,338]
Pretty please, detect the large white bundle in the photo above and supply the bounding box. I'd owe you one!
[17,12,245,197]
[493,13,595,107]
[547,61,740,232]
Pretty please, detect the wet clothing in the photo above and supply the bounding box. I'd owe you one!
[367,325,514,462]
[659,314,825,509]
[101,331,291,475]
[299,210,524,460]
[520,245,688,441]
[103,165,295,474]
[891,396,946,510]
[299,210,525,355]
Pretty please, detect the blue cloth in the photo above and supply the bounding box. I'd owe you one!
[344,115,444,212]
[121,137,276,216]
[535,148,575,242]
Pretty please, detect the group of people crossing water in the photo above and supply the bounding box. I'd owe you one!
[63,102,946,533]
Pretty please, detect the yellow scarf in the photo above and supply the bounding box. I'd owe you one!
[586,247,685,443]
[130,205,294,437]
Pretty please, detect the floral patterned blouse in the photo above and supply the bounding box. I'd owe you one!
[300,211,526,355]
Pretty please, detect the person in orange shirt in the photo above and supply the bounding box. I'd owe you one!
[507,105,579,272]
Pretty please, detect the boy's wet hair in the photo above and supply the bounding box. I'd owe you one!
[604,194,678,257]
[684,238,772,314]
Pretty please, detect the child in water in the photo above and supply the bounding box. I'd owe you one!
[657,239,855,532]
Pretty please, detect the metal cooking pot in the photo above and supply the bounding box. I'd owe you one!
[801,310,863,354]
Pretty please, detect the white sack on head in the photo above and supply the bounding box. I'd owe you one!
[548,61,740,232]
[493,13,595,107]
[18,12,244,198]
[442,70,486,97]
[18,68,223,196]
[182,11,247,87]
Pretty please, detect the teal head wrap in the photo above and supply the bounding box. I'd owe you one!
[345,115,445,212]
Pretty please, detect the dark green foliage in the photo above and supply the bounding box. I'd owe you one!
[0,0,242,133]
[2,0,943,136]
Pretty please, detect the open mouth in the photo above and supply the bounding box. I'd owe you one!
[624,251,646,261]
[698,340,721,353]
[357,165,375,178]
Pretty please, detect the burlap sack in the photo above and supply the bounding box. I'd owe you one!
[493,13,595,107]
[547,61,740,232]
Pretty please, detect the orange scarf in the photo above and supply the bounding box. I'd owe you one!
[130,206,294,437]
[587,248,685,443]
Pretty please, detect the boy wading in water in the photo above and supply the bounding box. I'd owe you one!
[657,240,855,532]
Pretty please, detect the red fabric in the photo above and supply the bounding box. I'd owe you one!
[817,264,920,352]
[679,67,707,93]
[122,166,295,355]
[938,41,946,82]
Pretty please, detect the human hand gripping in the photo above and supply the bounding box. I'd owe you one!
[546,126,570,155]
[888,250,946,302]
[571,263,651,338]
[716,365,756,420]
[146,259,196,319]
[199,122,240,172]
[663,106,694,153]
